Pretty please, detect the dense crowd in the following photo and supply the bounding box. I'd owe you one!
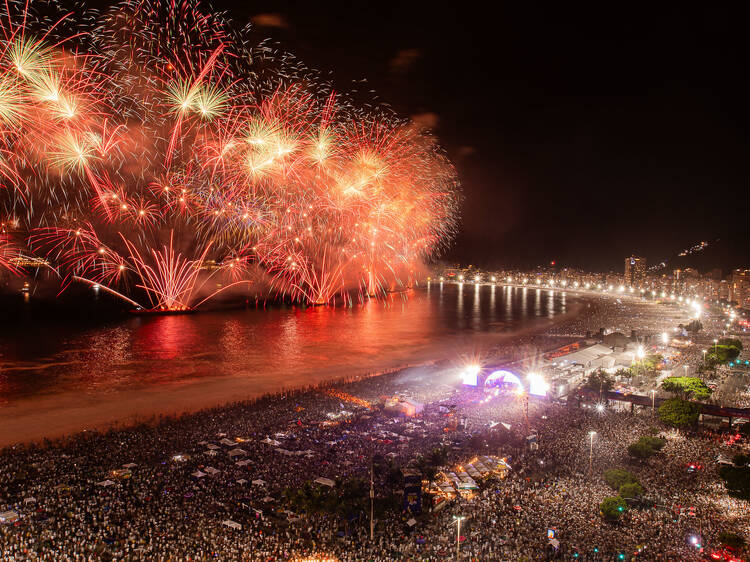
[1,300,748,560]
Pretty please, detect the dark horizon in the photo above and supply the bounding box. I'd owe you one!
[201,1,750,272]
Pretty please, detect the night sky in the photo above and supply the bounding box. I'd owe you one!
[118,2,750,271]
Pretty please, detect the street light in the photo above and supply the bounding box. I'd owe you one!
[650,389,656,412]
[702,349,707,363]
[452,515,466,560]
[714,338,718,357]
[588,431,596,472]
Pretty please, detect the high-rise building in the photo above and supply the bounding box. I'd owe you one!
[624,256,646,287]
[730,270,750,310]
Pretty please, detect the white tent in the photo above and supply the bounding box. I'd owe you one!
[206,444,220,450]
[406,518,417,527]
[314,477,335,488]
[261,438,281,446]
[222,520,242,530]
[23,497,36,504]
[96,480,116,487]
[204,466,220,475]
[0,511,19,524]
[252,479,267,486]
[236,479,248,484]
[236,460,251,467]
[220,438,236,446]
[122,463,137,469]
[191,470,207,478]
[228,448,247,457]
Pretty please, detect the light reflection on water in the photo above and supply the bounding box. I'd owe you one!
[0,285,571,404]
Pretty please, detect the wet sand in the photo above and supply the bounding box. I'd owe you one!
[0,299,584,447]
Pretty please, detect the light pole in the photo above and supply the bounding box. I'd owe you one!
[588,431,596,473]
[713,338,718,357]
[634,345,645,377]
[702,349,707,364]
[453,515,466,560]
[369,455,375,541]
[650,389,656,412]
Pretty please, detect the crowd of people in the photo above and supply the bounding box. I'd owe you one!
[1,301,748,560]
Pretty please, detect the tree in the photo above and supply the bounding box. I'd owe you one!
[583,370,614,394]
[718,531,746,550]
[603,468,638,490]
[422,465,438,495]
[429,446,448,468]
[719,338,743,352]
[718,465,750,501]
[658,397,700,428]
[660,377,712,401]
[613,368,633,380]
[639,436,666,451]
[706,344,741,366]
[600,496,628,520]
[627,441,656,459]
[627,436,665,459]
[619,482,644,499]
[684,320,703,334]
[642,354,664,372]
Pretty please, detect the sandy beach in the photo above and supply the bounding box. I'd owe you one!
[0,297,584,446]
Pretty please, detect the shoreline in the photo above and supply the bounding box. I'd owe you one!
[0,295,586,448]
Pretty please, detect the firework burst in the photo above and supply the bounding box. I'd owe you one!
[0,0,459,307]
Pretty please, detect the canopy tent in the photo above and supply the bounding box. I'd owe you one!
[191,470,207,478]
[228,448,247,457]
[314,477,335,488]
[23,497,36,504]
[236,460,251,467]
[0,511,19,524]
[222,520,242,530]
[261,438,282,446]
[204,466,220,475]
[252,479,267,486]
[220,438,236,446]
[206,444,220,450]
[96,480,116,487]
[122,463,137,469]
